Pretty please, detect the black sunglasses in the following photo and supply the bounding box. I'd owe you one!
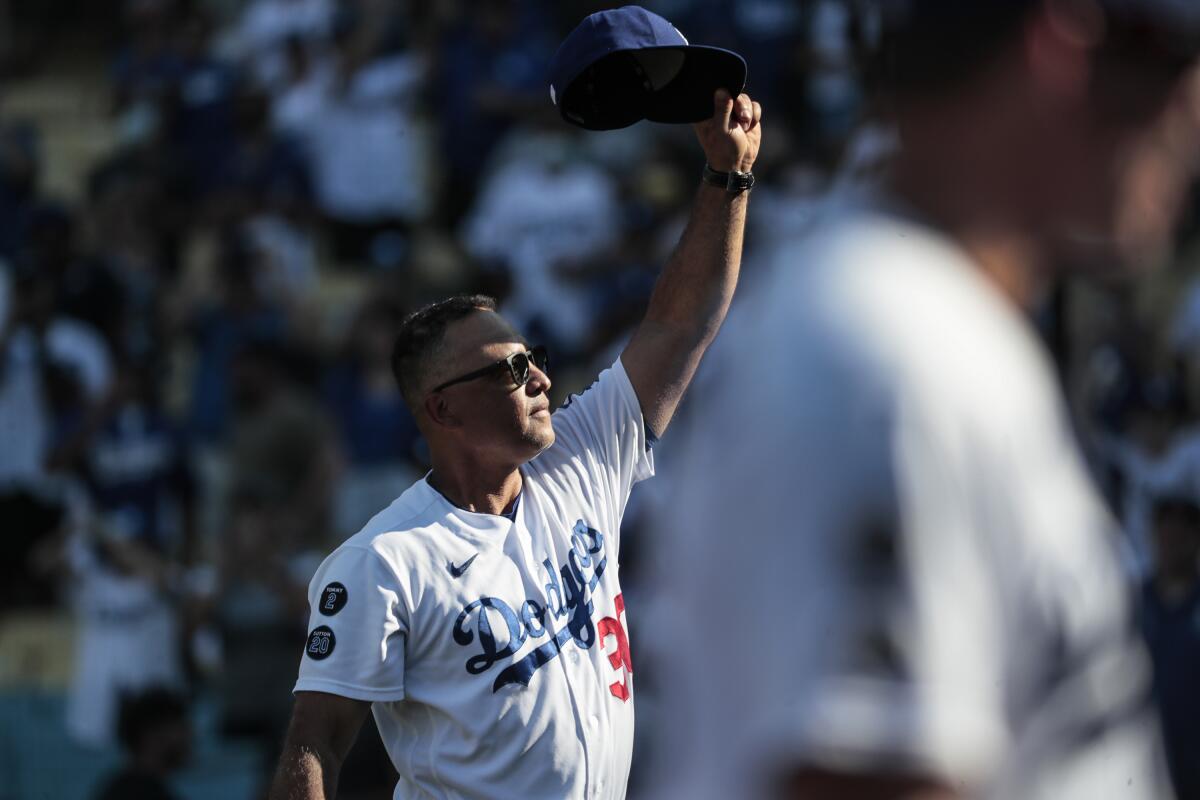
[431,346,549,393]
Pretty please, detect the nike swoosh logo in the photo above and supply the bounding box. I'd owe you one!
[447,554,478,578]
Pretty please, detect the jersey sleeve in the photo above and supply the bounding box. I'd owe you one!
[543,357,655,511]
[294,545,409,702]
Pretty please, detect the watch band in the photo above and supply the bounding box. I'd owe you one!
[702,163,755,194]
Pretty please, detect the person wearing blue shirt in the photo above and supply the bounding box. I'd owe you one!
[1141,492,1200,800]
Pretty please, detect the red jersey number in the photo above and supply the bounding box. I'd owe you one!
[597,593,632,702]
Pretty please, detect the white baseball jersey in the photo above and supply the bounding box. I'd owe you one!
[295,359,653,800]
[650,193,1174,799]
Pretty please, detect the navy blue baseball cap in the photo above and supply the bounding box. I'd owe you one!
[548,5,747,131]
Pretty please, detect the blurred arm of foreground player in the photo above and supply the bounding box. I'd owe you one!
[782,769,961,800]
[268,691,371,800]
[621,89,761,438]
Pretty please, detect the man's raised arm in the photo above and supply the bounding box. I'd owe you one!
[621,89,762,437]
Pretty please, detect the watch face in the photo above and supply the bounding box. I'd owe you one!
[702,164,753,192]
[729,171,754,192]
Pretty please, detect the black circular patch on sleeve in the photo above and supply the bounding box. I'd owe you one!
[317,582,348,616]
[305,626,336,660]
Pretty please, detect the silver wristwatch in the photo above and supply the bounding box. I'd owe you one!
[702,162,755,194]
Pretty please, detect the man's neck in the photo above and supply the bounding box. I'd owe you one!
[955,228,1045,310]
[888,160,1045,311]
[885,90,1057,312]
[428,460,523,516]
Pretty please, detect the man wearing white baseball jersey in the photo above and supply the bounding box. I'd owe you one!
[266,81,761,799]
[652,2,1200,800]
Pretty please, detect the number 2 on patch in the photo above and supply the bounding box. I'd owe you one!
[597,593,632,702]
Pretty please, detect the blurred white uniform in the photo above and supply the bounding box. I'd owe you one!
[652,192,1173,799]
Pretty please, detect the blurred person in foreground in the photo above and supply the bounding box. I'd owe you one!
[652,2,1200,799]
[267,89,761,800]
[1141,492,1200,800]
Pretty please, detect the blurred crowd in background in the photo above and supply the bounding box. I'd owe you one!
[1,0,1200,798]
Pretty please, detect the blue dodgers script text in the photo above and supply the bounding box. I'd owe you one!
[452,520,607,691]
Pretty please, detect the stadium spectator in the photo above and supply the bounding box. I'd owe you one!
[51,351,195,559]
[63,506,189,747]
[292,16,429,267]
[0,260,113,487]
[462,128,623,357]
[183,233,290,443]
[267,33,329,134]
[211,337,336,767]
[1097,370,1191,576]
[0,114,38,260]
[0,263,72,610]
[433,0,556,223]
[49,350,197,748]
[91,686,191,800]
[162,7,241,205]
[82,145,185,362]
[221,0,335,90]
[111,0,185,144]
[1141,492,1200,800]
[323,294,424,536]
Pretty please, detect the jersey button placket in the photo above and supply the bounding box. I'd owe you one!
[587,705,607,798]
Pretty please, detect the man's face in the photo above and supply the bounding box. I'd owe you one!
[424,311,554,464]
[1045,44,1200,271]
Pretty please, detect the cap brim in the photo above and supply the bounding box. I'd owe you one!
[556,45,747,131]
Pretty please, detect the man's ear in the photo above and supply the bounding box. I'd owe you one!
[424,392,463,430]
